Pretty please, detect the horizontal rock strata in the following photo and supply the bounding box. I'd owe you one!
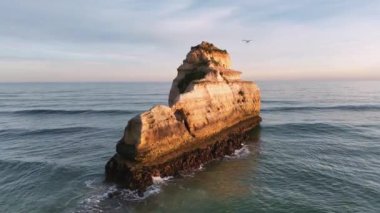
[106,116,261,190]
[105,41,261,192]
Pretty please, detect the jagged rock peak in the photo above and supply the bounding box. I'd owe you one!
[179,41,231,70]
[191,41,227,54]
[169,41,239,106]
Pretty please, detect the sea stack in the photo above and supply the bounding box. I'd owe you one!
[105,41,261,191]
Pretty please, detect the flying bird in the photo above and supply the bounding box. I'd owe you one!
[242,39,252,44]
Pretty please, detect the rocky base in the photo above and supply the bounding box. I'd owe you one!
[105,116,261,192]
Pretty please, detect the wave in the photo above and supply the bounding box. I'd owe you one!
[77,177,171,212]
[0,159,51,171]
[5,109,143,115]
[262,104,380,112]
[0,159,85,174]
[0,126,103,137]
[225,145,251,159]
[264,122,353,135]
[0,159,85,188]
[263,122,380,140]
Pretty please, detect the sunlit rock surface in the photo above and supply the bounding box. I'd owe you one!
[105,41,261,191]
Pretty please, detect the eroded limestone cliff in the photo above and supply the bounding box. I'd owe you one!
[106,41,261,191]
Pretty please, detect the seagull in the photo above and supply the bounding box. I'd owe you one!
[242,39,252,44]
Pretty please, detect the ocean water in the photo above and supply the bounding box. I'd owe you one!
[0,81,379,213]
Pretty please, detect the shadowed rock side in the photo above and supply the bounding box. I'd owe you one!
[105,41,261,192]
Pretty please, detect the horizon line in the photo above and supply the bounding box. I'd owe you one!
[1,79,380,84]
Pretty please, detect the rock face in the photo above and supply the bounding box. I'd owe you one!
[105,41,261,191]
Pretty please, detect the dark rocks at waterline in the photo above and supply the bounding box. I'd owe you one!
[105,116,261,193]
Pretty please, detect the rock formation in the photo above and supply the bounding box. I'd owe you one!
[105,41,261,192]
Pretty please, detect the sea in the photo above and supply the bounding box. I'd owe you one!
[0,81,379,213]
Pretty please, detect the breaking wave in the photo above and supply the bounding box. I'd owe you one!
[76,177,172,213]
[225,145,251,159]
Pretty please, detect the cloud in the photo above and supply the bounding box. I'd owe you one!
[0,0,379,81]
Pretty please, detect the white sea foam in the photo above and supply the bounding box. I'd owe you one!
[225,144,251,159]
[179,163,205,177]
[77,176,173,212]
[198,164,204,171]
[76,184,118,213]
[84,179,96,189]
[77,145,250,212]
[152,175,173,185]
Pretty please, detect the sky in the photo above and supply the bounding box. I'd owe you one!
[0,0,379,82]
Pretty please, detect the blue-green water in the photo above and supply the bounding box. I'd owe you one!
[0,81,379,213]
